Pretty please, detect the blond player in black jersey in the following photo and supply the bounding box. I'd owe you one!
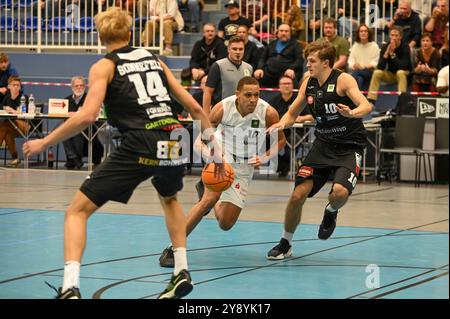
[23,7,223,299]
[266,41,373,260]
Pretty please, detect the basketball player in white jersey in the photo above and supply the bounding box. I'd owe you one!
[159,76,286,267]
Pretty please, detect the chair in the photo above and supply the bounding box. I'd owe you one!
[418,118,449,183]
[75,17,95,32]
[45,17,67,31]
[20,16,43,31]
[378,115,425,186]
[0,16,17,31]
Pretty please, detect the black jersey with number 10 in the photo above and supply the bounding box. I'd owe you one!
[305,69,367,148]
[103,46,181,132]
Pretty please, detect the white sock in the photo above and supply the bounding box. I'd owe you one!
[62,261,80,291]
[282,231,294,245]
[173,247,188,276]
[326,203,338,212]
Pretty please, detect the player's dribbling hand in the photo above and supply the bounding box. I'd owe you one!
[23,139,46,157]
[336,103,355,118]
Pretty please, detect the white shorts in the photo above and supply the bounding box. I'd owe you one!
[219,162,255,209]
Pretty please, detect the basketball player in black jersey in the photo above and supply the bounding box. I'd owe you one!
[23,7,223,299]
[266,41,373,260]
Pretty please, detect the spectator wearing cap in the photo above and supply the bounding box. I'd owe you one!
[218,0,253,44]
[0,53,20,105]
[254,24,304,88]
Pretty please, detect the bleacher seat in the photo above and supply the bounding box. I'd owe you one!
[0,16,17,31]
[45,17,69,31]
[20,16,43,31]
[76,17,95,32]
[15,0,37,8]
[0,0,12,8]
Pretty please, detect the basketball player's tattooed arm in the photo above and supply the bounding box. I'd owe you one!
[335,73,373,118]
[23,58,112,157]
[266,79,308,134]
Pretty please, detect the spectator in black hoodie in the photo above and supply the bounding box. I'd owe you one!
[385,0,422,48]
[188,23,227,82]
[254,24,304,88]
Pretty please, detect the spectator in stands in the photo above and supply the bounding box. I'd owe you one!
[62,76,103,170]
[178,0,204,32]
[385,0,421,48]
[436,65,449,95]
[0,76,29,168]
[411,33,440,92]
[411,0,433,20]
[440,23,449,67]
[367,26,412,105]
[239,0,283,35]
[337,0,360,38]
[0,53,19,105]
[203,36,253,115]
[237,25,263,70]
[349,24,380,90]
[187,23,227,83]
[424,0,449,49]
[254,24,304,88]
[141,0,185,56]
[62,76,87,170]
[307,0,338,40]
[218,0,253,44]
[85,0,114,17]
[284,4,306,41]
[268,75,313,177]
[368,0,399,29]
[316,18,350,71]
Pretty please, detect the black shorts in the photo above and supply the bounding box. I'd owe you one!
[80,130,187,207]
[295,139,364,197]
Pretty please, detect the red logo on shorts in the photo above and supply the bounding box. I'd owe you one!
[297,166,313,177]
[235,183,240,189]
[307,96,314,104]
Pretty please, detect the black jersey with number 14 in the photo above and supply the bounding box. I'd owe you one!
[103,46,182,132]
[305,69,367,148]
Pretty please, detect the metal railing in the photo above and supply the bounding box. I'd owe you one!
[0,0,436,53]
[0,0,163,53]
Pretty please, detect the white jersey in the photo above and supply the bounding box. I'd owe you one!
[216,95,268,163]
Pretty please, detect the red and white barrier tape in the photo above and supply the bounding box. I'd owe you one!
[22,81,72,87]
[21,81,441,96]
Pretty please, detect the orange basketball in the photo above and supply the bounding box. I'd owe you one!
[201,162,235,192]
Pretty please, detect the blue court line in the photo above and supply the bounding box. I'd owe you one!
[1,230,446,287]
[0,209,33,216]
[140,218,449,299]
